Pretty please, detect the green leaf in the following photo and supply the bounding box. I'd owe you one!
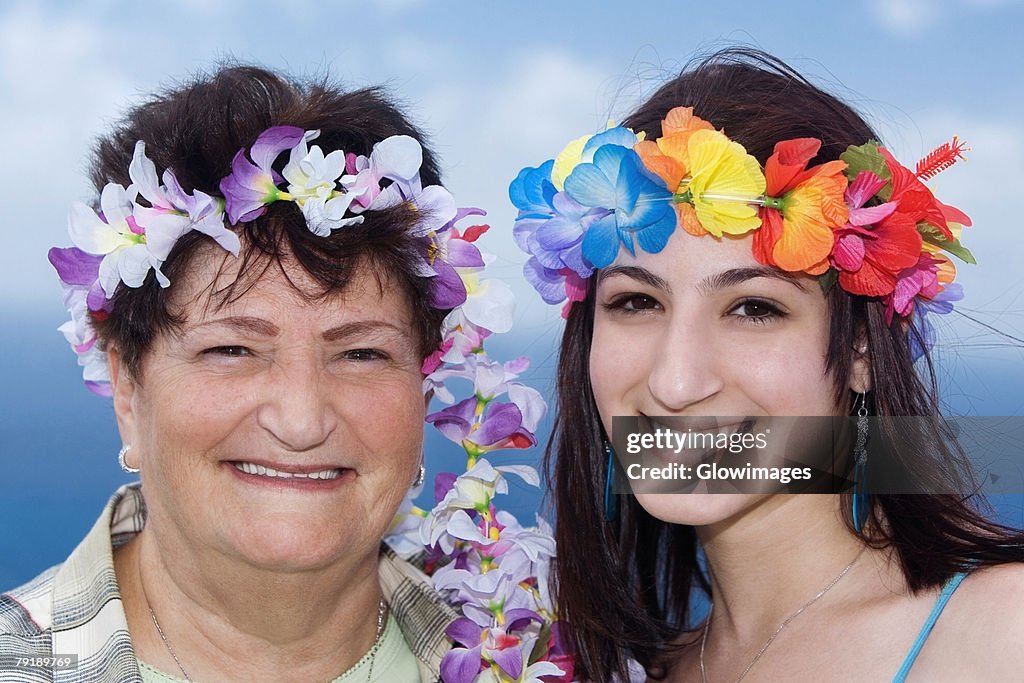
[840,142,891,201]
[918,222,977,264]
[818,268,839,294]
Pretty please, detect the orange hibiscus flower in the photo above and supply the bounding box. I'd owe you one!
[754,138,849,274]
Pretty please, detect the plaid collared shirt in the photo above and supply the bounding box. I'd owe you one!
[0,484,455,682]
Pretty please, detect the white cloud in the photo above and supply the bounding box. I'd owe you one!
[0,3,139,310]
[869,0,942,35]
[404,47,612,326]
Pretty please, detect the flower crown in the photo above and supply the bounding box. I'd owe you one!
[511,107,973,342]
[49,126,493,395]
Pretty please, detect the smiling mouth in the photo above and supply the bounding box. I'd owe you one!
[230,462,345,480]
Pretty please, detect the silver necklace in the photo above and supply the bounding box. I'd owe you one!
[699,546,865,683]
[146,595,387,682]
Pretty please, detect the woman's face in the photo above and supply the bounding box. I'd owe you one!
[590,229,864,526]
[111,246,425,571]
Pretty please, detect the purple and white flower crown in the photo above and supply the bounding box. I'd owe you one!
[49,126,495,396]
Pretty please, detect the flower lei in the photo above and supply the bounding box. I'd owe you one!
[50,126,568,681]
[511,107,973,346]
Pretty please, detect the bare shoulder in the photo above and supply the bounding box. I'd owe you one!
[940,563,1024,674]
[958,562,1024,616]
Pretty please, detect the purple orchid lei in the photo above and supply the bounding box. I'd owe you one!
[51,126,569,682]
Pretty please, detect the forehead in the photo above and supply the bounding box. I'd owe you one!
[613,230,762,278]
[602,229,825,304]
[165,242,410,324]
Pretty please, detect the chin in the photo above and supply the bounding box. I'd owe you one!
[634,492,766,527]
[225,517,370,572]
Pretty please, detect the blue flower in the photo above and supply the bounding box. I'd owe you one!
[509,159,557,217]
[510,159,604,305]
[565,144,675,268]
[581,127,642,156]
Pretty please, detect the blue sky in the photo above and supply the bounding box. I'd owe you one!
[2,0,1023,585]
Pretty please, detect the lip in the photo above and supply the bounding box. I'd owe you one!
[224,460,356,491]
[640,414,749,433]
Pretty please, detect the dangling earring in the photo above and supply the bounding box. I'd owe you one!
[851,393,870,532]
[603,441,619,523]
[118,445,140,474]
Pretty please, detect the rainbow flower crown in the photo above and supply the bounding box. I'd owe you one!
[511,107,973,338]
[48,126,496,396]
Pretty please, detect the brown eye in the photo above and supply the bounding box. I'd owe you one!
[343,348,387,361]
[729,299,785,323]
[204,346,251,357]
[605,293,662,313]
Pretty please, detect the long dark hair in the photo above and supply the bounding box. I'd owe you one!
[546,48,1024,681]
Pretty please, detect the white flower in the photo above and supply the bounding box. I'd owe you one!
[384,488,429,557]
[421,459,539,552]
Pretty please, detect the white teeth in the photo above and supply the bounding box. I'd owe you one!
[233,462,342,480]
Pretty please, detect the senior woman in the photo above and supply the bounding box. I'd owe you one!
[0,66,476,681]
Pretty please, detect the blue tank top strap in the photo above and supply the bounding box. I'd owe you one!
[891,571,969,682]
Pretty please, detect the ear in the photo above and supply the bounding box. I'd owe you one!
[848,339,872,395]
[108,347,141,467]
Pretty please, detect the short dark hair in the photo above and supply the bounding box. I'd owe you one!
[88,65,447,379]
[546,48,1024,680]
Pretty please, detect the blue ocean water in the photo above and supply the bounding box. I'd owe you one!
[1,308,1021,589]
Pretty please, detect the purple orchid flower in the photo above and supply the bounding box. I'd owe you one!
[441,608,546,683]
[129,142,241,259]
[48,246,110,317]
[220,126,307,224]
[425,225,485,309]
[427,397,536,454]
[910,283,963,361]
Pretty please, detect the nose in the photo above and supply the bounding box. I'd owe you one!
[645,311,724,413]
[256,356,338,452]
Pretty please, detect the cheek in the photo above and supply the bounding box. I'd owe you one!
[738,329,835,415]
[589,320,647,421]
[338,377,425,463]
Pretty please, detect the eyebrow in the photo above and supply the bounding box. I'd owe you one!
[192,316,279,337]
[698,266,809,294]
[321,320,410,342]
[190,317,409,341]
[600,265,672,293]
[598,264,809,295]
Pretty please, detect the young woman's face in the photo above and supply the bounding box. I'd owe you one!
[590,229,860,526]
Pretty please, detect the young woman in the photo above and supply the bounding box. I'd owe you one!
[511,48,1024,681]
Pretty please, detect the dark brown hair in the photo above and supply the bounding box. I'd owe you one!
[88,65,447,377]
[547,48,1024,680]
